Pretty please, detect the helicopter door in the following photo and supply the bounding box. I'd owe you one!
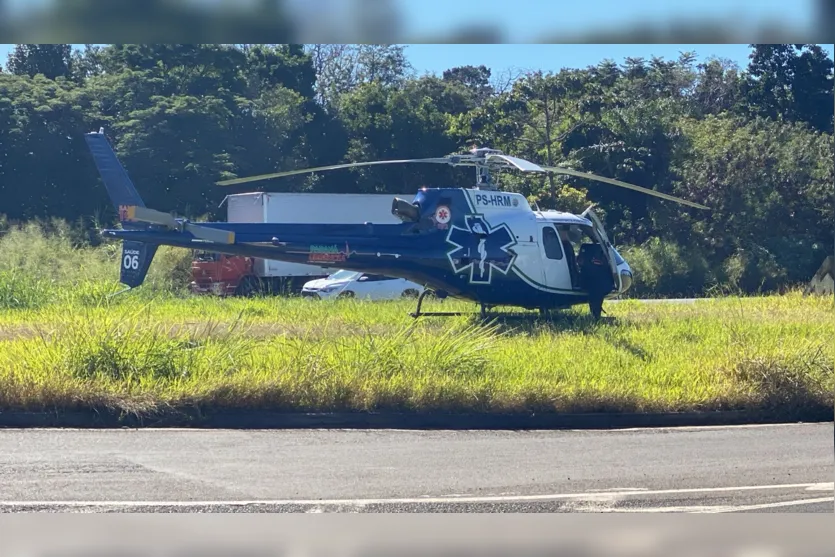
[581,206,621,291]
[538,223,573,291]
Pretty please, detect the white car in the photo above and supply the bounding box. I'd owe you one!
[301,270,426,300]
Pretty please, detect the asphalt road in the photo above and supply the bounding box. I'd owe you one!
[0,423,831,513]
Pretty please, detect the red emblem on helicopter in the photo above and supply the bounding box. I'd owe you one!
[434,205,451,228]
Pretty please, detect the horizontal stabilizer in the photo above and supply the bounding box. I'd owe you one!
[120,205,235,244]
[121,205,178,228]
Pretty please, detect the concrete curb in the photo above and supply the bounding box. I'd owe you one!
[0,408,832,429]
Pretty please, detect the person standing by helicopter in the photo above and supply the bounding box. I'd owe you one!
[577,240,614,320]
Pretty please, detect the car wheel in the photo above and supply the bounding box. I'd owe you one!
[401,289,420,298]
[338,291,355,298]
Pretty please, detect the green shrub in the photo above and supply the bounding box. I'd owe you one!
[619,238,715,297]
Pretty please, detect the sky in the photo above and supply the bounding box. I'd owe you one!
[403,44,771,78]
[394,0,818,42]
[4,0,820,41]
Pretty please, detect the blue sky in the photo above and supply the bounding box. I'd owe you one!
[394,0,818,42]
[404,44,767,77]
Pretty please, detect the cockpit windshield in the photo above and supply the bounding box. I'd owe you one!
[328,270,360,281]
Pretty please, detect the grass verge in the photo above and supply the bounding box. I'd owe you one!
[0,289,832,422]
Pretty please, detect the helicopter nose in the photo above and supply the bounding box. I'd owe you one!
[614,251,633,294]
[619,268,633,294]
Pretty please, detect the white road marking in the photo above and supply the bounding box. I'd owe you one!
[587,487,649,492]
[607,422,829,433]
[0,481,828,508]
[805,482,834,491]
[606,497,834,513]
[703,497,835,513]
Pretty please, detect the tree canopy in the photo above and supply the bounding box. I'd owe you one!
[1,43,832,296]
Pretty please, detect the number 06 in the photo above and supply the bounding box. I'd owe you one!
[123,254,139,270]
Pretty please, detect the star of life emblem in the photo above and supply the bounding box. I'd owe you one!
[434,205,451,224]
[446,214,517,285]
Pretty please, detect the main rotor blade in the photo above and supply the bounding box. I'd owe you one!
[542,165,709,210]
[215,158,452,186]
[486,153,545,172]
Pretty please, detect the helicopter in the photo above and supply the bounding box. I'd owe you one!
[83,129,708,319]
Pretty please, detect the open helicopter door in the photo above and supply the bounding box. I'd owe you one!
[581,206,621,292]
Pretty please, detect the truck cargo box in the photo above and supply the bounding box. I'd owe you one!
[222,192,400,278]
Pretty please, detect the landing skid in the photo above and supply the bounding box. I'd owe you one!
[409,290,559,320]
[409,289,472,318]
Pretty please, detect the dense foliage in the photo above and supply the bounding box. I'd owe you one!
[1,43,832,297]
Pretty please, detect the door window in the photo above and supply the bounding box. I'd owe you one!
[542,226,564,260]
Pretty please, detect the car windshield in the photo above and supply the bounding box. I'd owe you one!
[328,270,359,281]
[194,251,219,262]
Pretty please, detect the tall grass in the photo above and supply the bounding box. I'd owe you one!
[0,292,831,418]
[0,218,831,418]
[0,218,194,309]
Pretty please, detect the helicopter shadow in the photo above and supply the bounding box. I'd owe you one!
[468,311,652,363]
[472,310,619,335]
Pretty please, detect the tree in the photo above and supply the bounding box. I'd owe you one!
[307,44,411,110]
[6,44,73,80]
[355,44,411,86]
[442,65,494,106]
[789,44,834,134]
[669,115,833,286]
[744,44,834,133]
[335,78,462,194]
[691,57,745,117]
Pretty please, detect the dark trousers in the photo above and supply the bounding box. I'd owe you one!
[582,267,612,319]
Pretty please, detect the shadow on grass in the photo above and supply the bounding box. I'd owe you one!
[465,309,621,336]
[457,308,656,362]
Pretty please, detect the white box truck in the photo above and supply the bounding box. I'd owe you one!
[188,192,401,296]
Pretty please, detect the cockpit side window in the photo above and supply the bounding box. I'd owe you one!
[542,226,564,260]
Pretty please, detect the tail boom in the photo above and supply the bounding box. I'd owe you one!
[102,224,452,291]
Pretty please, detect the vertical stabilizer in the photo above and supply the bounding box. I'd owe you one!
[84,130,146,214]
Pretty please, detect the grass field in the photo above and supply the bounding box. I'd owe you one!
[0,221,832,421]
[0,288,831,419]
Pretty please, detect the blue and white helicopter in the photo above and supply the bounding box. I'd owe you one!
[84,129,708,319]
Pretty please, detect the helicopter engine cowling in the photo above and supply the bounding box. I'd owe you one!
[392,197,420,223]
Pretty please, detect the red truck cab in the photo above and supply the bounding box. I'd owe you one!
[189,251,326,296]
[189,252,254,296]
